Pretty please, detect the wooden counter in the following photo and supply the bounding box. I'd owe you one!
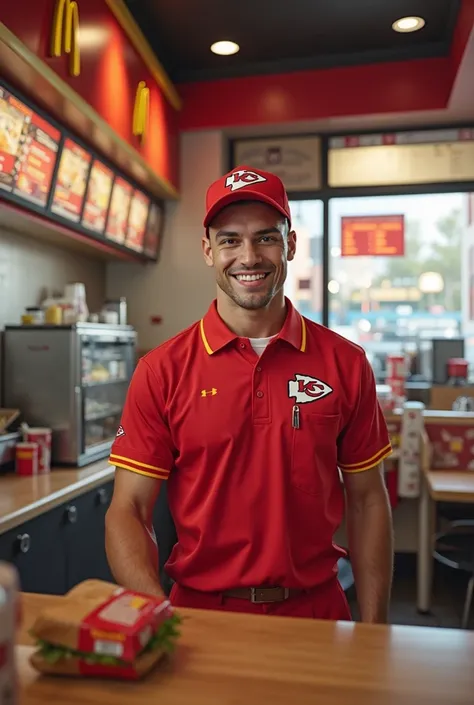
[0,460,114,534]
[426,470,474,502]
[16,592,474,705]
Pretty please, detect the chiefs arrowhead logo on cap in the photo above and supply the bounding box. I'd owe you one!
[203,164,291,228]
[225,169,267,192]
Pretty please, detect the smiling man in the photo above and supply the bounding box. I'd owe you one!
[105,166,394,623]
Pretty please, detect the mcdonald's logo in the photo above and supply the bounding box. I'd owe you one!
[51,0,81,77]
[133,81,150,143]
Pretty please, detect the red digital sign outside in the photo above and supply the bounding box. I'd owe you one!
[341,215,405,257]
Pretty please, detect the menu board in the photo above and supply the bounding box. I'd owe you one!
[51,138,91,222]
[329,141,474,187]
[106,176,132,243]
[0,86,60,206]
[126,190,150,252]
[81,160,113,234]
[341,215,405,257]
[143,202,163,259]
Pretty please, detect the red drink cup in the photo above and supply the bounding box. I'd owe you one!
[15,442,39,476]
[23,428,52,473]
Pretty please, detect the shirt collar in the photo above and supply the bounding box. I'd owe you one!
[199,298,307,355]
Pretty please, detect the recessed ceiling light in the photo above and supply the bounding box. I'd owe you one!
[392,16,425,33]
[210,40,240,56]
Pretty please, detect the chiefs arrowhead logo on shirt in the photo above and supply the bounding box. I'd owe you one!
[225,169,267,192]
[288,374,333,404]
[115,425,125,438]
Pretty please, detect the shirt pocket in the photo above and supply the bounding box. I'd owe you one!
[291,413,340,497]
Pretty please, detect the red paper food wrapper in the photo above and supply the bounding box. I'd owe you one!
[76,589,173,679]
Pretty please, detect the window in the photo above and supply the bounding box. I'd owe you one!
[286,200,323,324]
[328,193,469,378]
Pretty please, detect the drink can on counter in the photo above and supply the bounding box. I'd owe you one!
[388,378,406,399]
[15,443,39,477]
[0,562,19,705]
[386,354,406,380]
[22,427,52,473]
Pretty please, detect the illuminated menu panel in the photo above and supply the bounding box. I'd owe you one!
[82,160,114,234]
[51,138,92,222]
[126,190,150,252]
[329,140,474,187]
[341,215,405,257]
[0,86,60,206]
[106,176,132,244]
[143,202,163,259]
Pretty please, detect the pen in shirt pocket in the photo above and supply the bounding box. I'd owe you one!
[292,405,300,429]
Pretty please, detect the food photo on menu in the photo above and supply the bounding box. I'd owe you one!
[0,88,60,206]
[106,177,132,244]
[144,202,163,258]
[0,88,25,191]
[51,138,91,222]
[82,160,114,234]
[126,190,149,252]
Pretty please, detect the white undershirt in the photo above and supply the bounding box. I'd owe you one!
[248,335,277,356]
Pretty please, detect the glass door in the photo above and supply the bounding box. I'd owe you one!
[328,192,468,381]
[81,335,134,452]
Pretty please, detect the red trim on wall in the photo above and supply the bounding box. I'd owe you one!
[179,58,454,131]
[179,2,474,132]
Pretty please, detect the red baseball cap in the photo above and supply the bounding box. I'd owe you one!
[203,165,292,228]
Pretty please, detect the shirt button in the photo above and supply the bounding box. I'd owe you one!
[240,343,246,349]
[256,366,262,372]
[256,390,264,398]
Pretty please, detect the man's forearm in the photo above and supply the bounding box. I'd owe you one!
[346,489,393,623]
[105,506,163,596]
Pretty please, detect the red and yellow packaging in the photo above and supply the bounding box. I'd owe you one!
[23,427,52,473]
[15,442,39,476]
[30,580,180,681]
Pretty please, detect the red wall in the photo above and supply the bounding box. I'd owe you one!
[178,57,454,131]
[178,0,474,132]
[1,0,179,189]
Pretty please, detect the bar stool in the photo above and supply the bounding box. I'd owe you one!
[433,520,474,629]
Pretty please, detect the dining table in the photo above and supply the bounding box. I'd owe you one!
[417,468,474,613]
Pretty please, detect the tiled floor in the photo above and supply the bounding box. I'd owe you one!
[347,554,473,630]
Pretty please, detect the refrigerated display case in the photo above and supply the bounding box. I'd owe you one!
[3,324,136,466]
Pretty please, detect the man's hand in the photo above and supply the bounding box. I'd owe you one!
[343,464,393,624]
[105,468,165,596]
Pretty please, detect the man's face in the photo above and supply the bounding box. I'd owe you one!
[202,201,296,310]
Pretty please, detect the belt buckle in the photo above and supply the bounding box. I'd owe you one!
[250,587,289,604]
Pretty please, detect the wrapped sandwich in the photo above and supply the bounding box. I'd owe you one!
[29,579,181,680]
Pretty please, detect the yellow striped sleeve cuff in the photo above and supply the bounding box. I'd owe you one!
[339,443,393,474]
[109,453,170,480]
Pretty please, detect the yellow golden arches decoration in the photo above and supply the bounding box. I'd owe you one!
[132,80,150,143]
[50,0,81,77]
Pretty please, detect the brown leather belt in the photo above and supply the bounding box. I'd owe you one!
[223,586,301,604]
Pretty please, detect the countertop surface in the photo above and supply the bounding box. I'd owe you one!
[0,460,114,534]
[426,469,474,502]
[16,592,474,705]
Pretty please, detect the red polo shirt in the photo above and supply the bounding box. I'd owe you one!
[110,298,391,592]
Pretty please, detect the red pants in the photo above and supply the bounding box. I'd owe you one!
[170,578,352,620]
